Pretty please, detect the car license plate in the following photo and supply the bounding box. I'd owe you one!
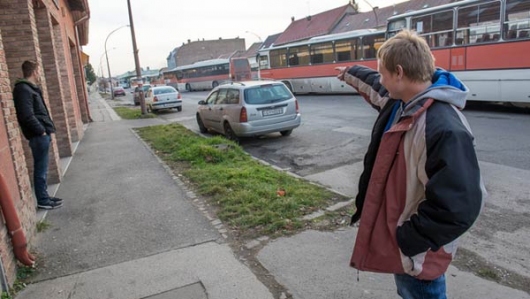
[262,108,282,116]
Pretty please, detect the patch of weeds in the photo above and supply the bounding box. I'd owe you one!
[5,265,37,297]
[477,268,499,280]
[36,220,51,232]
[113,107,156,119]
[453,247,530,294]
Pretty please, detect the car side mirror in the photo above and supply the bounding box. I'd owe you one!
[198,100,206,105]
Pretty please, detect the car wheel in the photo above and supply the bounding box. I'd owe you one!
[223,122,239,142]
[212,81,219,88]
[186,83,192,92]
[280,129,293,136]
[177,106,182,112]
[196,114,208,133]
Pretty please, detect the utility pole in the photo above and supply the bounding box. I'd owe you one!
[127,0,146,115]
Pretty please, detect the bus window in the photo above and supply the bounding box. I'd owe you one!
[412,10,454,47]
[335,39,358,62]
[457,1,501,44]
[288,45,310,66]
[259,55,269,69]
[310,42,334,64]
[387,19,407,38]
[505,0,530,40]
[361,33,385,60]
[270,49,287,68]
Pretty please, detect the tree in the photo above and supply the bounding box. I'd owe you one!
[85,63,97,85]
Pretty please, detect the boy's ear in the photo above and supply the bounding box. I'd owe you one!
[395,65,404,79]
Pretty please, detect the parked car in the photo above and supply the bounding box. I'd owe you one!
[133,84,151,106]
[113,86,126,97]
[196,81,301,142]
[145,86,182,113]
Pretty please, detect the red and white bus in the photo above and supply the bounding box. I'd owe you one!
[258,0,530,105]
[386,0,530,106]
[257,29,386,94]
[163,57,251,92]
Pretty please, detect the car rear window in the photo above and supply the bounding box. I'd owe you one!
[244,84,292,104]
[153,87,176,95]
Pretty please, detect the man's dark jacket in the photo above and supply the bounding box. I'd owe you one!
[13,79,55,140]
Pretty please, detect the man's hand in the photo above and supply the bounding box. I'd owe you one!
[335,66,350,81]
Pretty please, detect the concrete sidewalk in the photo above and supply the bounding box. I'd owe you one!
[17,92,273,299]
[17,91,529,299]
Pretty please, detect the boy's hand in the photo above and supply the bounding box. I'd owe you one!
[335,66,350,81]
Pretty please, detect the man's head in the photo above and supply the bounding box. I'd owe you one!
[21,60,39,81]
[376,30,435,100]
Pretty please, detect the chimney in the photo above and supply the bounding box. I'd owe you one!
[306,15,312,21]
[187,39,191,43]
[291,16,295,22]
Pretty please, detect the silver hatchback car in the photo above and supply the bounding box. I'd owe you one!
[196,81,301,141]
[145,86,182,113]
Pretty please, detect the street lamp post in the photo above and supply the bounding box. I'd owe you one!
[105,25,129,100]
[127,0,147,115]
[360,0,379,27]
[99,48,115,91]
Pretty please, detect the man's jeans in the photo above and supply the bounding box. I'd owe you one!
[29,134,51,203]
[394,273,447,299]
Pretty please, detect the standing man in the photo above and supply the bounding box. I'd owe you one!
[13,60,63,210]
[337,30,485,298]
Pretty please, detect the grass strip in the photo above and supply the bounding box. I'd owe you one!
[113,107,156,119]
[136,123,347,237]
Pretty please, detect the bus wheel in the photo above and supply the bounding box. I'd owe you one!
[283,81,293,93]
[186,83,192,92]
[212,81,219,88]
[223,122,239,143]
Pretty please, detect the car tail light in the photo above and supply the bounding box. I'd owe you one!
[295,100,299,113]
[240,107,248,123]
[177,93,181,99]
[153,96,158,102]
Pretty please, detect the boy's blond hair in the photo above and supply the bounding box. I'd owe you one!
[377,30,435,82]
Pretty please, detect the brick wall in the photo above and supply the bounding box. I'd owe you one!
[0,28,37,287]
[0,0,62,184]
[35,7,73,158]
[0,0,90,287]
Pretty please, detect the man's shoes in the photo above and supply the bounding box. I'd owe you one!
[37,200,63,210]
[49,197,63,203]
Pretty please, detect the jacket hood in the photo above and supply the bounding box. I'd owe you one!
[14,79,39,90]
[405,69,469,113]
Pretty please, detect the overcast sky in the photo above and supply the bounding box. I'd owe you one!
[83,0,407,76]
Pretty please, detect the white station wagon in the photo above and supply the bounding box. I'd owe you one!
[196,81,301,141]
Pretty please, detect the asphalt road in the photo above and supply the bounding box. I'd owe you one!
[123,90,530,172]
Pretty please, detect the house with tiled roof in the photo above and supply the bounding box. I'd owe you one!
[271,0,459,47]
[273,3,358,46]
[332,0,456,34]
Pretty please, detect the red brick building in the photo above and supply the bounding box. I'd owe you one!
[0,0,90,290]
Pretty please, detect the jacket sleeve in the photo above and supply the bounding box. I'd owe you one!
[13,86,46,136]
[396,105,484,257]
[344,65,390,111]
